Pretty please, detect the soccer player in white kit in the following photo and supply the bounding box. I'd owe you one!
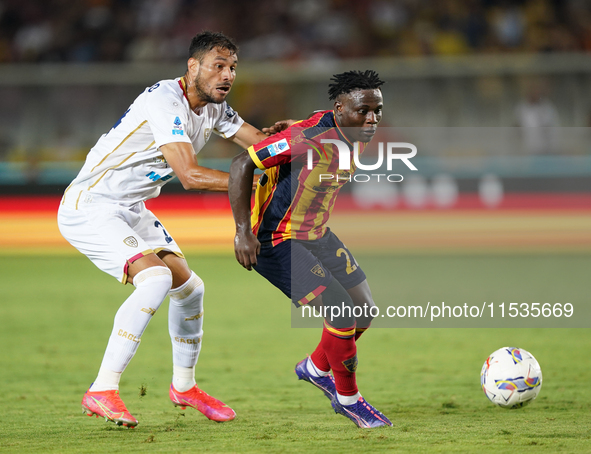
[58,31,269,428]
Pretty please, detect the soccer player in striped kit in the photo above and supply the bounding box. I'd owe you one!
[229,70,392,428]
[58,31,270,427]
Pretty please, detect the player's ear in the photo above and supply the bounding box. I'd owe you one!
[187,57,200,76]
[334,100,343,116]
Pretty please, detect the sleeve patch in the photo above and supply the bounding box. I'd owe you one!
[225,106,236,118]
[172,116,184,135]
[266,138,290,157]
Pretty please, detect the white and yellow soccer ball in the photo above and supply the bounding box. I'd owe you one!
[480,347,542,409]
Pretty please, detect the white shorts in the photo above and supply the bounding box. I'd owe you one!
[58,201,183,283]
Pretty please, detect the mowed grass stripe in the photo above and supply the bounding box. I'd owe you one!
[1,210,590,253]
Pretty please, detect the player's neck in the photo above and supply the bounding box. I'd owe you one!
[181,75,208,112]
[333,111,355,145]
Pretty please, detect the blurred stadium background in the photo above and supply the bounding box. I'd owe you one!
[0,0,589,253]
[1,4,589,448]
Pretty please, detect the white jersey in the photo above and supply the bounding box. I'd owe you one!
[62,78,244,208]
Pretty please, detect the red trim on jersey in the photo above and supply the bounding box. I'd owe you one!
[123,252,146,275]
[298,285,327,305]
[178,78,189,102]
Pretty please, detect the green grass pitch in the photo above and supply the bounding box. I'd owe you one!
[0,253,590,453]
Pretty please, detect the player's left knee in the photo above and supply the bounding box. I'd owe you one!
[321,279,356,329]
[132,266,173,313]
[169,271,204,307]
[348,281,376,326]
[355,299,377,327]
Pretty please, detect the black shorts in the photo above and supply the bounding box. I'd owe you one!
[253,228,366,307]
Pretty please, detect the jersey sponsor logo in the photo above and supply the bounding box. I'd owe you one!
[123,236,138,248]
[174,337,201,344]
[342,355,358,373]
[118,329,141,343]
[266,138,290,157]
[141,307,157,316]
[148,83,160,92]
[225,106,236,118]
[310,264,325,277]
[184,311,204,321]
[145,171,173,182]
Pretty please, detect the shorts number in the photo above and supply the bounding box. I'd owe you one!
[337,248,357,275]
[154,221,173,244]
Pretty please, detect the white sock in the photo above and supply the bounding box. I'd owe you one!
[89,266,172,392]
[337,392,361,406]
[168,272,204,388]
[307,357,329,377]
[172,365,196,393]
[90,367,122,392]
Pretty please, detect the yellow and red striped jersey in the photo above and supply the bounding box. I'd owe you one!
[247,110,365,245]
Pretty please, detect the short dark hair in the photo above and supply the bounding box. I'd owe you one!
[189,31,238,61]
[328,70,385,100]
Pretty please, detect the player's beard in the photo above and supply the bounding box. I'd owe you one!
[193,69,224,105]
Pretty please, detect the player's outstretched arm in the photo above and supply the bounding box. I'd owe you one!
[229,151,261,270]
[228,122,268,149]
[161,142,231,192]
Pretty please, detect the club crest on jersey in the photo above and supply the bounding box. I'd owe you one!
[266,138,290,157]
[310,264,325,277]
[225,106,236,118]
[123,236,138,248]
[292,132,305,144]
[152,156,168,166]
[172,116,184,135]
[204,128,212,142]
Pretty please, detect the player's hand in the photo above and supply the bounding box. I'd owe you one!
[262,120,296,135]
[234,231,261,271]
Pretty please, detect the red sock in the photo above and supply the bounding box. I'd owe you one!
[310,324,370,372]
[319,321,358,396]
[310,343,330,373]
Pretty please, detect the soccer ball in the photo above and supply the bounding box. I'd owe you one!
[480,347,542,409]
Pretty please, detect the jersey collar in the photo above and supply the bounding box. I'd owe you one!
[178,77,189,102]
